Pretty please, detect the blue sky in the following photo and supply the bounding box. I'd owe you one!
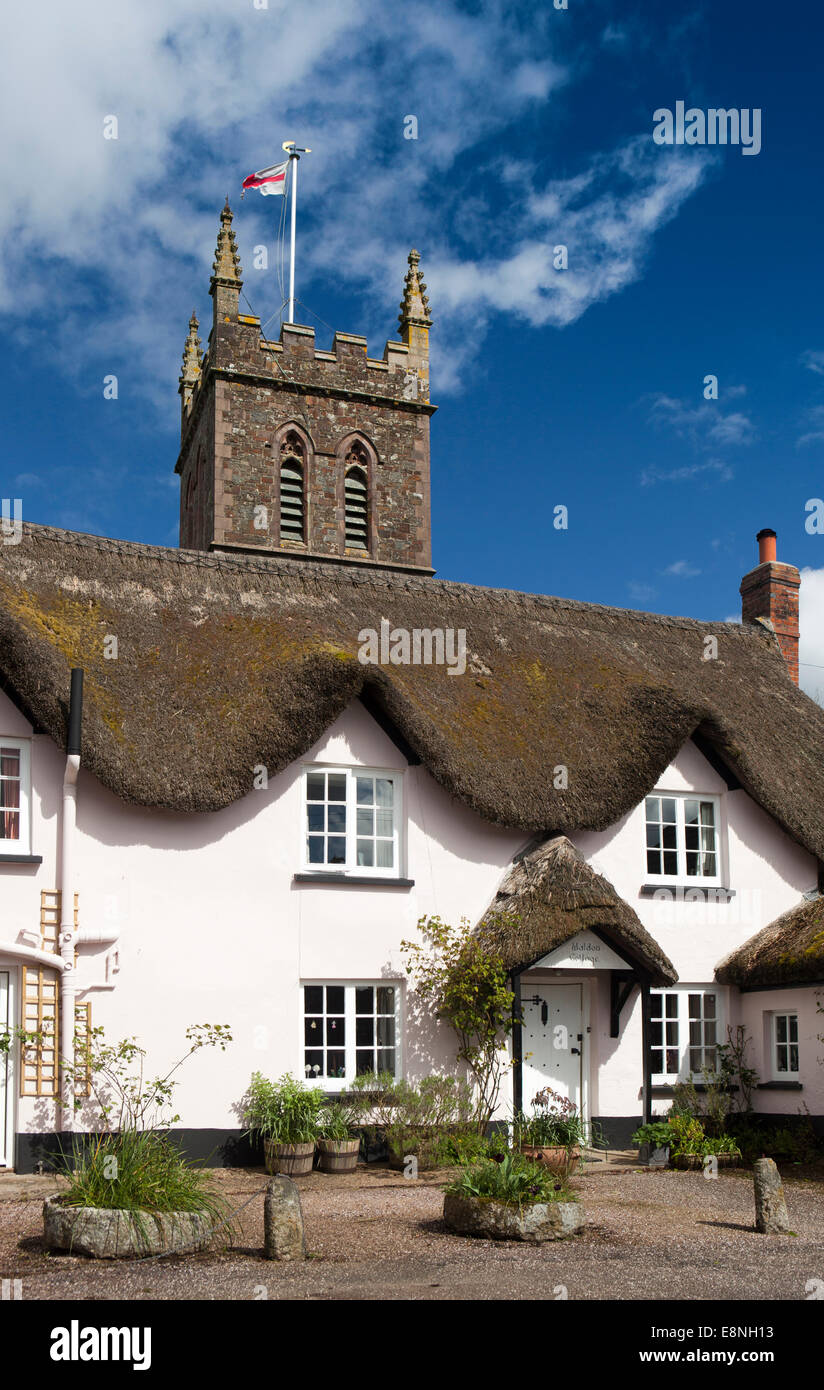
[3,0,824,691]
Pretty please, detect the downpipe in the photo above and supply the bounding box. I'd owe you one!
[58,669,83,1134]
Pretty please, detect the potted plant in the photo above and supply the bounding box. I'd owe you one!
[442,1152,584,1242]
[242,1072,324,1177]
[515,1087,586,1175]
[317,1101,361,1174]
[631,1120,673,1166]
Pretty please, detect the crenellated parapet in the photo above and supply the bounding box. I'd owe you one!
[175,206,435,573]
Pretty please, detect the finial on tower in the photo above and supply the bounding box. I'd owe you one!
[398,248,432,336]
[398,249,431,401]
[179,311,202,388]
[212,201,242,286]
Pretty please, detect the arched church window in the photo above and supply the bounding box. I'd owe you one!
[280,434,305,543]
[344,442,369,550]
[344,466,368,549]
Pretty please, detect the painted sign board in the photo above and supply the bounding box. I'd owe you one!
[532,929,628,971]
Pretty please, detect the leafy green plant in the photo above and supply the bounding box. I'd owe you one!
[61,1130,234,1230]
[702,1134,741,1157]
[631,1121,673,1149]
[402,916,516,1130]
[445,1152,574,1208]
[666,1113,705,1156]
[242,1072,325,1145]
[318,1101,357,1141]
[515,1087,586,1149]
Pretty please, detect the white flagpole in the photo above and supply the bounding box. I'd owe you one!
[288,155,297,324]
[282,141,311,326]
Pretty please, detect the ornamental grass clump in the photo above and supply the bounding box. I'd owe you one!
[54,1023,236,1232]
[62,1130,230,1227]
[445,1152,575,1209]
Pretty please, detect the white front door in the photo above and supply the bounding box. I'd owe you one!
[0,970,12,1168]
[521,983,583,1114]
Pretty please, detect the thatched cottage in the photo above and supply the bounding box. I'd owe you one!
[1,204,822,1170]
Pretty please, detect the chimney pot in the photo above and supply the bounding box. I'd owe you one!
[756,527,777,564]
[740,528,800,684]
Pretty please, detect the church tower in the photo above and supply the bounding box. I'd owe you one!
[176,202,435,573]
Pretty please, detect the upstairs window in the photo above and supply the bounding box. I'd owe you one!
[644,794,721,885]
[303,767,401,875]
[344,445,369,550]
[280,434,305,543]
[0,739,30,855]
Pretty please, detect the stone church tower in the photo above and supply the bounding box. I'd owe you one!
[176,202,435,573]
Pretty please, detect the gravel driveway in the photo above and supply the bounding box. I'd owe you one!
[1,1163,822,1301]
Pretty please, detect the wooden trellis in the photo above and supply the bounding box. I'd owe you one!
[73,1001,92,1098]
[20,966,59,1097]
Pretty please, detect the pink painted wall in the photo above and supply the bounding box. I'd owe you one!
[2,686,820,1145]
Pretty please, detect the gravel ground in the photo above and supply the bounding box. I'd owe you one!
[1,1162,823,1301]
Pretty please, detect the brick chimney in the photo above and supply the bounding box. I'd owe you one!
[740,528,800,684]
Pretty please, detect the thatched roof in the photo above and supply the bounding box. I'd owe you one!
[1,523,824,857]
[715,897,824,989]
[476,836,677,984]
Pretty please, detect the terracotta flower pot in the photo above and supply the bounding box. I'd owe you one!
[263,1140,315,1177]
[521,1145,579,1176]
[317,1138,360,1173]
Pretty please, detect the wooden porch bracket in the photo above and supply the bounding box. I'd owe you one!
[609,970,637,1038]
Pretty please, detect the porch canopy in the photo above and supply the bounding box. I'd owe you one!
[476,835,677,1118]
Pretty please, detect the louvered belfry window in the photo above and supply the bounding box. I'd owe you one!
[280,434,305,543]
[344,446,369,550]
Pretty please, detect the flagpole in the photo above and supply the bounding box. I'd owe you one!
[288,155,297,323]
[282,141,311,325]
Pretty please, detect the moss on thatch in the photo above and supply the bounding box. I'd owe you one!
[1,523,823,860]
[476,836,677,984]
[715,897,824,988]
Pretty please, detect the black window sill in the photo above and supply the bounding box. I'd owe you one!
[651,1084,740,1096]
[757,1080,803,1091]
[639,884,735,901]
[293,873,414,888]
[0,854,43,866]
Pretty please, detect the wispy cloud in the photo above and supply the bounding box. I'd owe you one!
[663,560,701,578]
[641,457,734,487]
[801,349,824,377]
[797,405,824,448]
[0,0,714,410]
[646,394,757,449]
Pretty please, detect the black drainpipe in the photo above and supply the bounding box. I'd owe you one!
[68,669,84,754]
[511,971,523,1117]
[640,980,653,1125]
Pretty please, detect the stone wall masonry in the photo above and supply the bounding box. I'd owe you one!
[177,314,434,570]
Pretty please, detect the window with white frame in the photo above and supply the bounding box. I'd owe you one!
[302,983,399,1086]
[0,739,30,855]
[644,794,722,885]
[771,1012,799,1078]
[649,988,721,1081]
[303,767,401,875]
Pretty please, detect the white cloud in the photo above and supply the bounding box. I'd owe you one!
[646,394,757,449]
[797,405,824,449]
[663,560,701,578]
[641,457,734,487]
[801,349,824,376]
[0,0,713,410]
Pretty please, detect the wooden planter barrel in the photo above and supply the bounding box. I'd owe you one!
[317,1138,360,1173]
[521,1145,580,1176]
[263,1140,316,1177]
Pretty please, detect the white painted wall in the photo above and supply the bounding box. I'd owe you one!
[1,689,821,1150]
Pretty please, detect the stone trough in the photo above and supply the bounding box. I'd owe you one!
[443,1192,584,1242]
[43,1195,216,1259]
